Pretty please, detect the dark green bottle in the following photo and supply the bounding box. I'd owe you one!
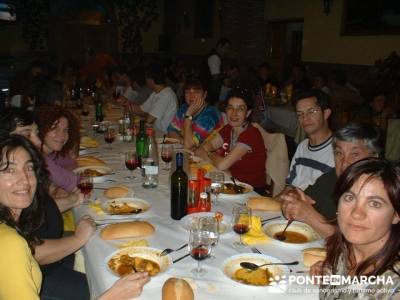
[94,93,103,122]
[170,152,188,220]
[136,120,146,168]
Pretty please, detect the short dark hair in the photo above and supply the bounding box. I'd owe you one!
[292,88,331,110]
[227,86,254,110]
[216,38,231,48]
[0,108,35,133]
[0,134,50,254]
[145,64,166,85]
[333,122,383,156]
[183,76,206,91]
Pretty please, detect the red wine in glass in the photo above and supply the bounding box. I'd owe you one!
[233,224,250,235]
[161,154,172,163]
[78,182,93,197]
[104,136,115,144]
[190,246,210,261]
[125,159,138,171]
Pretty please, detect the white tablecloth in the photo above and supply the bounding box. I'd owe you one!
[74,135,319,300]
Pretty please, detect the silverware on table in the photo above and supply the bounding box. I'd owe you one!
[160,243,188,256]
[261,216,282,224]
[240,261,299,270]
[173,253,190,263]
[251,247,262,254]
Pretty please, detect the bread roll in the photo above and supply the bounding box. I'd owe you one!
[104,186,130,199]
[303,247,326,267]
[162,278,194,300]
[76,156,106,167]
[246,196,281,211]
[100,221,155,240]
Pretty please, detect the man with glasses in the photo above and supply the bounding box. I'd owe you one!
[285,89,334,190]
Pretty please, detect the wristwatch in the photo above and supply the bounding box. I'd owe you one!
[184,114,193,120]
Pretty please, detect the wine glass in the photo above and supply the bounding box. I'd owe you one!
[77,172,93,202]
[210,171,224,205]
[232,205,252,249]
[161,143,173,170]
[104,127,115,150]
[188,228,212,276]
[125,150,138,180]
[199,216,220,259]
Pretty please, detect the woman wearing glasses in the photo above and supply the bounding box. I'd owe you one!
[196,87,266,194]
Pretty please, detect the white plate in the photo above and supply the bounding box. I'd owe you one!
[219,181,254,199]
[263,220,322,248]
[180,212,232,235]
[222,253,288,287]
[102,198,151,218]
[73,165,113,183]
[105,246,172,277]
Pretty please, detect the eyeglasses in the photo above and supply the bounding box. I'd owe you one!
[296,107,321,119]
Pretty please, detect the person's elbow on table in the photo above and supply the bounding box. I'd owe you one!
[97,272,150,300]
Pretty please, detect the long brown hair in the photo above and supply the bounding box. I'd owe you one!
[324,158,400,276]
[35,106,80,156]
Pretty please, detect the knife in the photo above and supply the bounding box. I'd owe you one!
[173,253,190,263]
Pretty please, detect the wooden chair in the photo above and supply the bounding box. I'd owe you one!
[252,123,289,196]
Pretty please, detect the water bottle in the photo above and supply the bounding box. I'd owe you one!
[142,127,159,188]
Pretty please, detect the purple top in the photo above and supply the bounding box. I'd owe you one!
[45,152,78,193]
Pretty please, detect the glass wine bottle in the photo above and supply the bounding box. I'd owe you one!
[170,152,188,220]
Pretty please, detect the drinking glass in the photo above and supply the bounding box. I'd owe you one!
[77,173,93,202]
[104,127,115,150]
[232,205,252,248]
[188,228,212,276]
[161,143,173,170]
[210,171,224,205]
[81,102,90,119]
[125,150,138,180]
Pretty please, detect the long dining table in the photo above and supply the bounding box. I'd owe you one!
[73,123,321,300]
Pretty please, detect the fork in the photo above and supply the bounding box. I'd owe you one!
[251,247,262,254]
[160,243,188,256]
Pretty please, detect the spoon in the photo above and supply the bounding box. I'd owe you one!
[160,243,188,256]
[240,261,299,270]
[275,219,294,241]
[230,177,245,194]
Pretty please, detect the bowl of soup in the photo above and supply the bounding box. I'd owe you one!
[262,220,322,248]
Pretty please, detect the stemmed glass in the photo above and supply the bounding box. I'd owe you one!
[232,205,252,249]
[210,171,224,205]
[188,228,212,276]
[199,216,220,259]
[161,143,173,170]
[125,150,138,180]
[104,127,115,151]
[77,172,93,202]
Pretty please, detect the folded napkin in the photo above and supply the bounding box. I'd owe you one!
[63,210,76,231]
[80,136,98,148]
[242,216,271,245]
[88,200,105,215]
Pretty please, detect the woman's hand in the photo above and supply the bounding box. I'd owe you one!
[98,272,150,300]
[74,215,96,244]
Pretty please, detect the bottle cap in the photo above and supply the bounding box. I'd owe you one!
[200,192,207,199]
[146,127,153,135]
[189,180,198,190]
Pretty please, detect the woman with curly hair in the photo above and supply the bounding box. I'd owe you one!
[313,158,400,299]
[0,134,149,300]
[35,106,81,193]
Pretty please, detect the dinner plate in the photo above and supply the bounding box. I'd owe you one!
[102,198,150,218]
[105,246,172,277]
[219,181,253,199]
[262,220,322,248]
[222,253,288,287]
[73,165,113,183]
[180,212,232,235]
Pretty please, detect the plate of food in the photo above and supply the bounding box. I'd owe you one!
[263,220,322,248]
[223,253,287,287]
[102,198,150,217]
[220,181,253,198]
[73,165,113,183]
[105,247,172,277]
[180,212,232,235]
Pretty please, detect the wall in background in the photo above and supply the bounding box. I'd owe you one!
[266,0,400,66]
